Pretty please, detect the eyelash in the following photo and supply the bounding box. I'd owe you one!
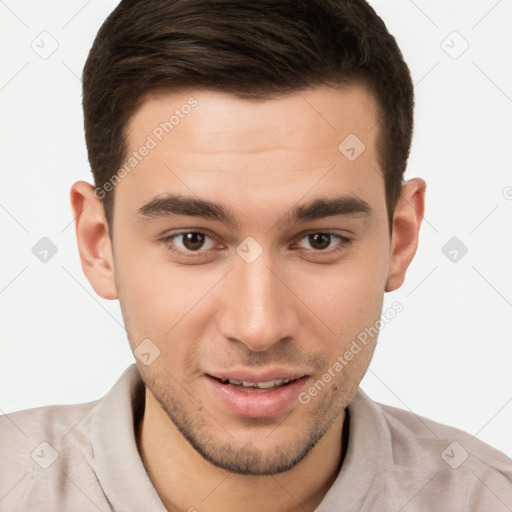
[160,230,352,259]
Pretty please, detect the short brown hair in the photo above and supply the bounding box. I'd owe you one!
[83,0,414,233]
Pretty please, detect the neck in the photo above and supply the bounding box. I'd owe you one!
[137,389,346,512]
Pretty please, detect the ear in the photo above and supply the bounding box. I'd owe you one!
[385,178,426,292]
[70,181,118,300]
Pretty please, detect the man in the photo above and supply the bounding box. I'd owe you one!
[1,0,511,510]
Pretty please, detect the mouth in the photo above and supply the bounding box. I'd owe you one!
[205,371,309,418]
[212,375,304,391]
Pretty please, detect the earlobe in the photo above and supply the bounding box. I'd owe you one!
[70,181,118,300]
[385,178,426,292]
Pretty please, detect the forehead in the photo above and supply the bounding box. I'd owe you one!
[127,84,379,152]
[116,85,385,226]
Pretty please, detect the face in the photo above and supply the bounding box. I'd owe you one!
[111,85,391,474]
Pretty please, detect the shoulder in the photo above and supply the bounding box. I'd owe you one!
[1,399,100,438]
[0,400,102,510]
[0,366,142,511]
[351,390,512,510]
[0,399,100,463]
[377,397,511,470]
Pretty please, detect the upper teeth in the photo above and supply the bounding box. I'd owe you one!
[220,378,290,388]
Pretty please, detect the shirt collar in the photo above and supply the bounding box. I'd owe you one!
[91,364,166,511]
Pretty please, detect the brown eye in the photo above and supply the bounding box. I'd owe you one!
[162,231,217,256]
[307,233,332,250]
[182,232,207,251]
[295,231,352,255]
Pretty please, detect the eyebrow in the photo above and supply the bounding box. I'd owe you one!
[137,193,371,229]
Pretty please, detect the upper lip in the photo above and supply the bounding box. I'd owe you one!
[208,368,308,383]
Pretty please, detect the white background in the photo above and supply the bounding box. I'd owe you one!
[1,0,511,458]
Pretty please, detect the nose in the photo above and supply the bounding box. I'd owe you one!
[217,246,299,352]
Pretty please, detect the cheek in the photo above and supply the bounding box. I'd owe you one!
[114,244,222,368]
[113,242,182,343]
[292,239,388,345]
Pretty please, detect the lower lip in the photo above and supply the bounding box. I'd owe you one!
[206,376,308,419]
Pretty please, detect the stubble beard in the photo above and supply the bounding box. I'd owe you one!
[139,367,348,476]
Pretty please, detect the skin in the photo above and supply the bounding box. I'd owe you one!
[71,85,425,512]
